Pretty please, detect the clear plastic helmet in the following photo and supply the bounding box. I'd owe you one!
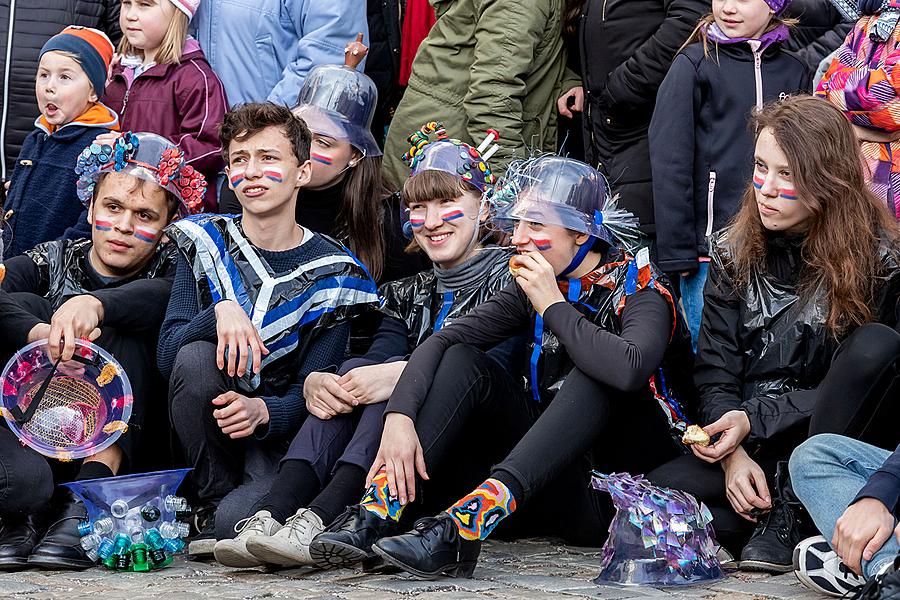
[293,64,382,157]
[1,339,133,460]
[493,155,641,250]
[74,132,207,216]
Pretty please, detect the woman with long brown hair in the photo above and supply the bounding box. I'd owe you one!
[648,95,900,573]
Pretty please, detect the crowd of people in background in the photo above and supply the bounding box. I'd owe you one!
[1,0,900,598]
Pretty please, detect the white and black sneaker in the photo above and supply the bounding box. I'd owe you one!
[794,535,865,597]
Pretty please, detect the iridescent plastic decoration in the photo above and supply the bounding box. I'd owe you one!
[591,472,723,587]
[401,122,498,192]
[0,339,132,460]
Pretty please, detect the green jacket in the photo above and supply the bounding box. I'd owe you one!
[383,0,567,188]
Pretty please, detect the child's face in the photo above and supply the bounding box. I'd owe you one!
[407,190,484,269]
[712,0,774,40]
[35,52,96,127]
[87,172,171,277]
[511,218,590,277]
[305,134,359,190]
[753,127,813,234]
[226,125,312,217]
[120,0,174,54]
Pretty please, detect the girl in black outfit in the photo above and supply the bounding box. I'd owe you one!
[648,96,900,573]
[308,155,695,577]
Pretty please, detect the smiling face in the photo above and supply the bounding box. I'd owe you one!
[510,218,592,277]
[87,171,172,277]
[120,0,174,60]
[306,134,358,190]
[35,52,96,127]
[226,125,312,217]
[712,0,774,39]
[407,189,485,269]
[753,127,814,234]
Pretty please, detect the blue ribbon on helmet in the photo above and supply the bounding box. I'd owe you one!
[559,210,604,277]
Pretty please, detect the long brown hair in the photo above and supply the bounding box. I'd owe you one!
[341,156,390,281]
[681,13,798,57]
[563,0,586,39]
[727,96,899,337]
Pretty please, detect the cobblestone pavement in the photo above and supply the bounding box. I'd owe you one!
[0,539,820,599]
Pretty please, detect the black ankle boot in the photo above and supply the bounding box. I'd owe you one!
[740,461,813,573]
[308,504,403,569]
[372,513,481,580]
[0,514,46,570]
[27,488,94,570]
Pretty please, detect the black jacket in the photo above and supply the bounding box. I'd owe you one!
[0,1,120,181]
[577,0,707,233]
[650,41,810,273]
[365,0,403,147]
[696,231,900,454]
[782,0,854,73]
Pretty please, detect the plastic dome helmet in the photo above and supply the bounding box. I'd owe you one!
[493,155,641,251]
[74,132,207,217]
[292,64,382,158]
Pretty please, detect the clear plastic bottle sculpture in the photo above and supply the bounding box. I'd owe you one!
[63,468,192,571]
[0,339,133,460]
[591,472,723,587]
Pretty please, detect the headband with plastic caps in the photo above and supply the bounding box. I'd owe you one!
[493,155,641,251]
[74,132,207,217]
[404,122,500,193]
[293,64,382,157]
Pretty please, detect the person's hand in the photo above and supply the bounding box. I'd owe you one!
[211,391,269,438]
[833,497,897,576]
[92,132,120,147]
[722,446,772,521]
[27,322,51,345]
[366,412,428,505]
[512,251,565,316]
[691,410,751,463]
[45,295,104,361]
[3,180,9,192]
[344,32,368,69]
[303,371,356,419]
[557,86,584,118]
[852,124,900,144]
[214,300,268,377]
[338,361,406,405]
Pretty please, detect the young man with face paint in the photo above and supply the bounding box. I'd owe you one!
[308,154,695,577]
[0,131,199,570]
[157,103,380,557]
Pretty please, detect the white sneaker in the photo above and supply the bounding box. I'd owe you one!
[246,508,325,567]
[213,510,282,568]
[793,535,866,597]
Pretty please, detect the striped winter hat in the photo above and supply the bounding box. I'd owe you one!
[169,0,200,19]
[39,26,114,96]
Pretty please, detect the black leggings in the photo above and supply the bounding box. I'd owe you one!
[648,322,900,551]
[411,344,680,546]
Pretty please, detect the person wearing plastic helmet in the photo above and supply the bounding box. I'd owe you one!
[0,131,200,570]
[289,60,427,285]
[158,103,381,558]
[309,154,695,579]
[210,122,522,569]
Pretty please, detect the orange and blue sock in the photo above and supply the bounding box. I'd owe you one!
[446,478,517,541]
[360,468,405,522]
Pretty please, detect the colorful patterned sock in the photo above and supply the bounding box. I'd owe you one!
[446,478,517,541]
[360,468,405,521]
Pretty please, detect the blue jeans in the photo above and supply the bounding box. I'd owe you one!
[790,434,898,579]
[677,262,709,353]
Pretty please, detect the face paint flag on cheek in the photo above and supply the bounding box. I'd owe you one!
[752,175,765,190]
[229,172,245,188]
[133,226,159,244]
[533,239,552,251]
[263,169,283,183]
[409,218,425,229]
[311,153,333,166]
[441,209,465,222]
[779,188,797,200]
[94,220,113,232]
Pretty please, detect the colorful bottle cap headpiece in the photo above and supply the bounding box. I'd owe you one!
[1,339,133,460]
[492,155,641,250]
[403,122,499,194]
[75,132,206,217]
[293,64,382,157]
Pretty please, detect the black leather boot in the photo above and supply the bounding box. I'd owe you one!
[27,488,94,570]
[308,504,403,569]
[0,514,46,570]
[740,461,813,573]
[372,513,481,580]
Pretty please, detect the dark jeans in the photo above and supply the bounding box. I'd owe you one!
[168,340,289,537]
[648,322,900,552]
[1,292,159,467]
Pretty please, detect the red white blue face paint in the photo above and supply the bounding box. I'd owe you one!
[311,153,333,166]
[752,175,765,190]
[409,217,425,229]
[94,220,113,232]
[441,208,465,222]
[229,170,246,188]
[779,188,798,200]
[532,238,552,251]
[133,226,160,244]
[263,168,284,183]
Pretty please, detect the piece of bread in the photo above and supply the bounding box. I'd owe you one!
[509,255,523,278]
[682,424,711,447]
